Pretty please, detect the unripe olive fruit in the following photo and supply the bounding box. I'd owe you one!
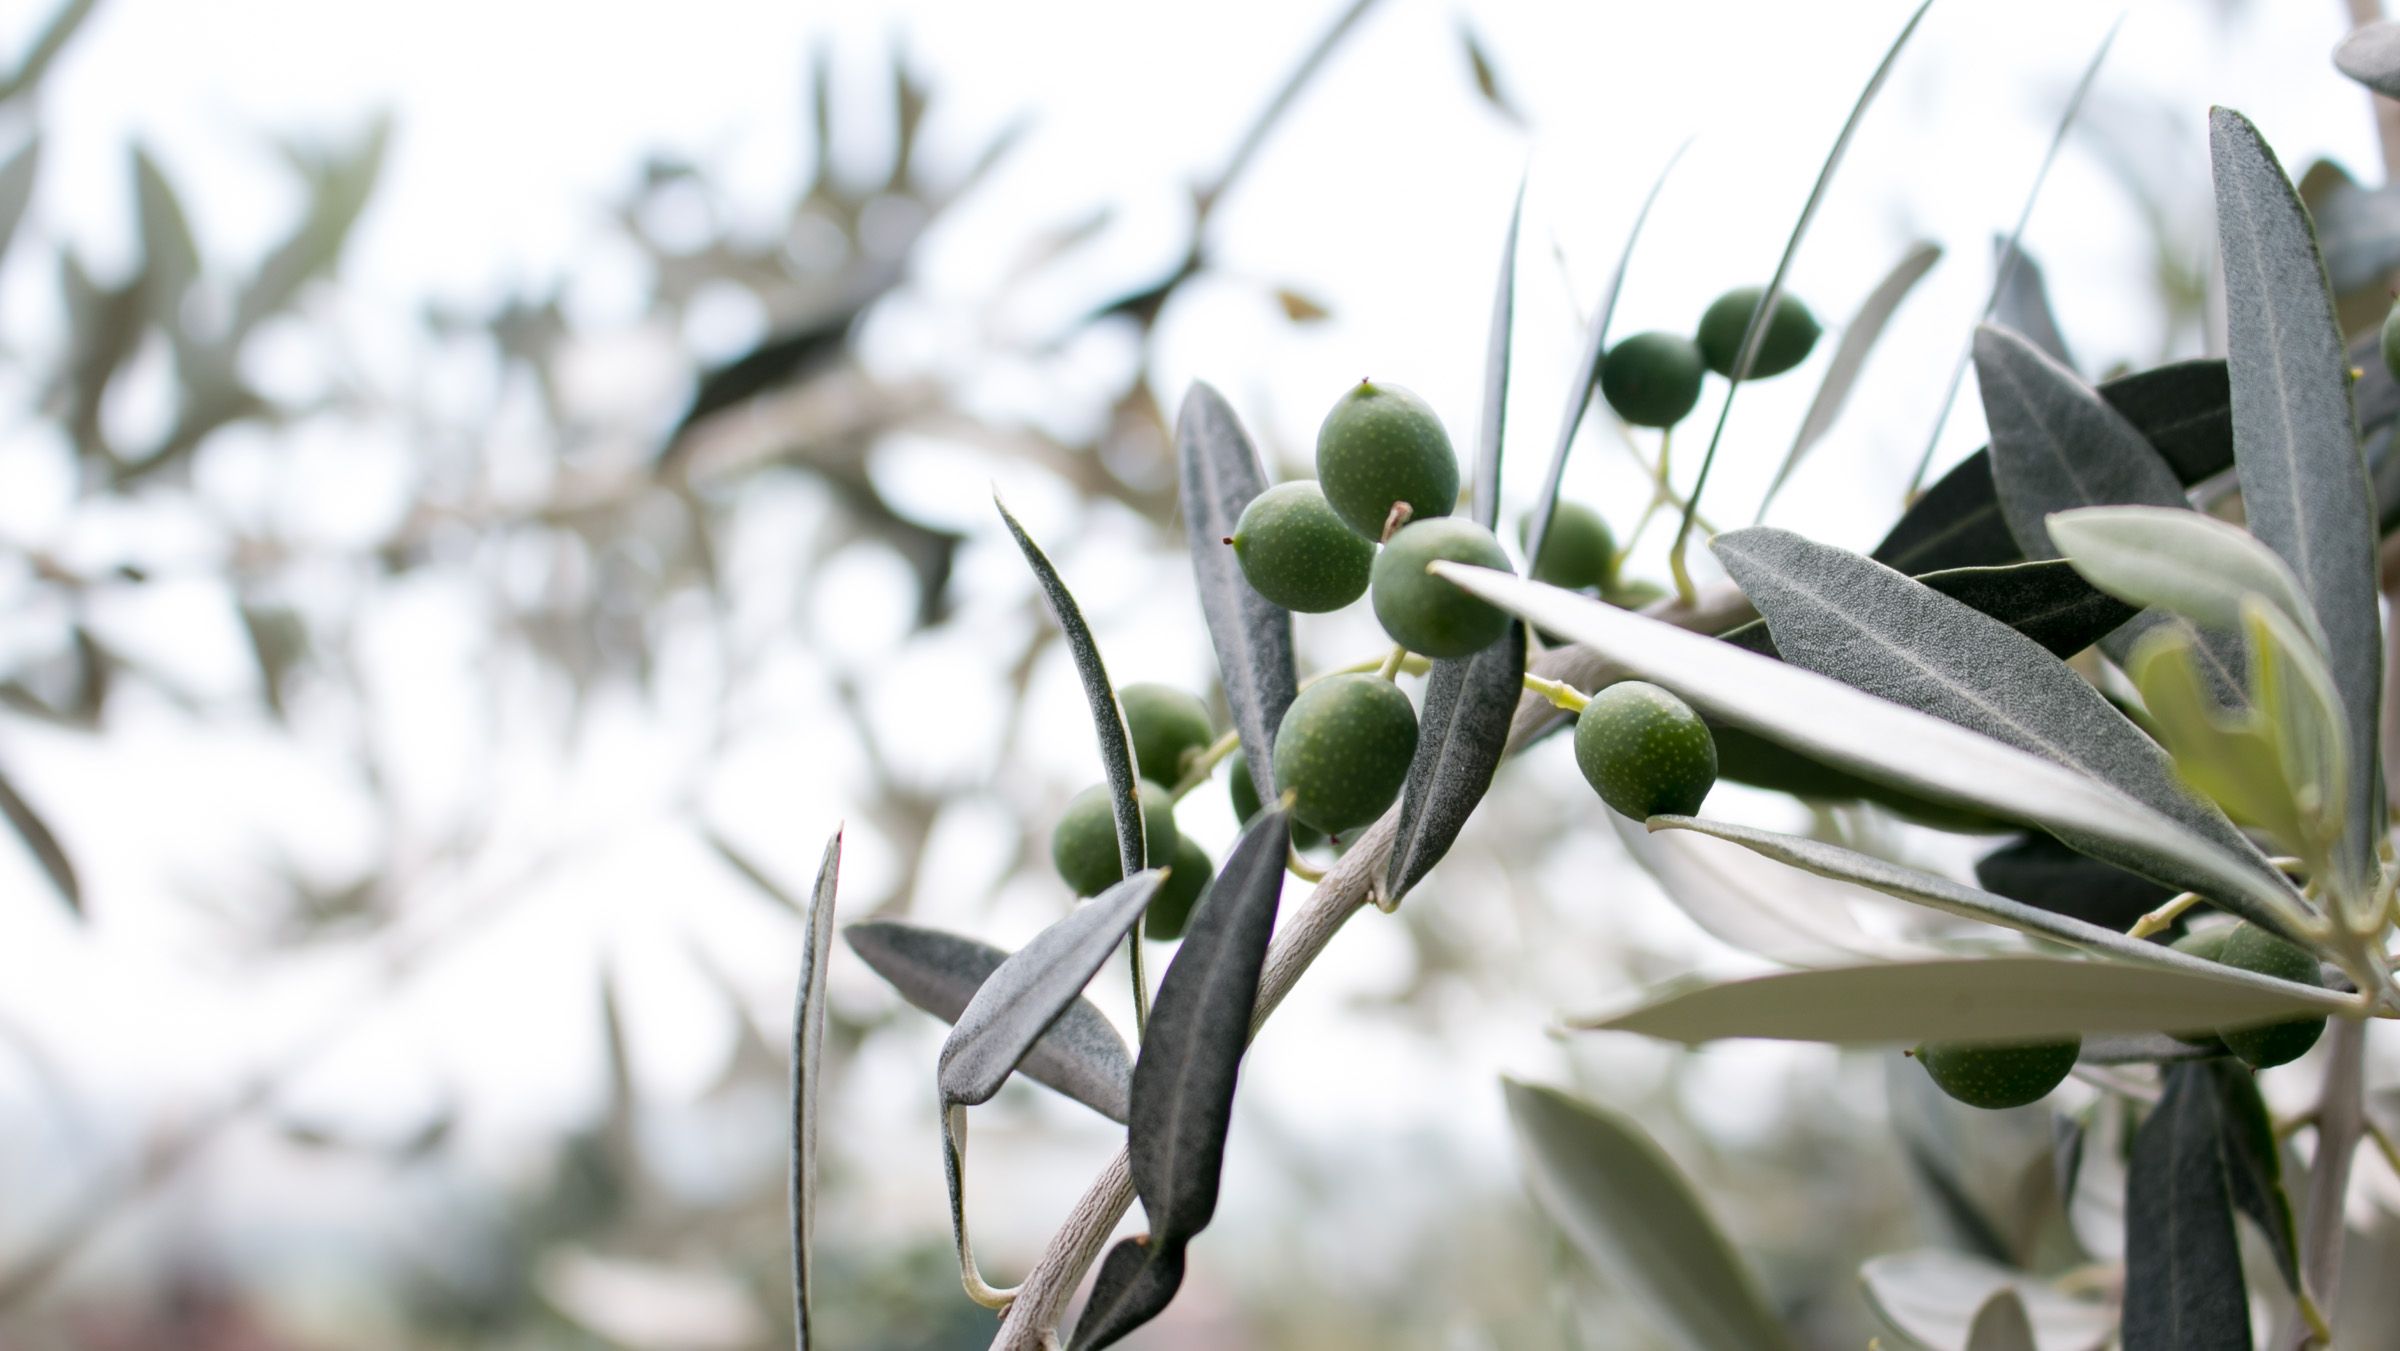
[1227,750,1324,849]
[1271,673,1419,835]
[1518,503,1617,591]
[1315,380,1459,540]
[1605,578,1667,610]
[1118,683,1216,786]
[1370,518,1515,659]
[1695,286,1821,379]
[1599,331,1707,428]
[1051,780,1178,898]
[1574,681,1717,821]
[2166,926,2233,1052]
[2382,299,2400,385]
[1914,1038,2081,1110]
[2217,923,2326,1069]
[1146,834,1213,942]
[1230,481,1376,612]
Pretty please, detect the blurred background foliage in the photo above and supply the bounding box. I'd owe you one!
[0,0,2389,1347]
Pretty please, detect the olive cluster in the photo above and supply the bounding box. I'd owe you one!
[1596,286,1821,431]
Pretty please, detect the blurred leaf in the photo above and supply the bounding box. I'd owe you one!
[1503,1079,1795,1351]
[1975,832,2175,934]
[1457,20,1524,125]
[1572,956,2343,1046]
[1758,239,1942,519]
[789,828,839,1351]
[2289,161,2400,297]
[2206,1061,2298,1294]
[2128,623,2312,854]
[2124,1064,2251,1350]
[1719,558,2135,664]
[1175,384,1297,810]
[0,763,78,917]
[1861,1249,2112,1351]
[0,0,99,104]
[1386,622,1522,903]
[1271,286,1329,323]
[233,113,391,334]
[1471,174,1523,532]
[0,137,37,269]
[1609,810,1914,966]
[2211,108,2383,886]
[2047,506,2320,646]
[237,602,305,721]
[1991,238,2075,371]
[2335,21,2400,99]
[1886,1057,2019,1266]
[56,248,144,460]
[2244,599,2349,860]
[843,921,1132,1122]
[1965,1291,2039,1351]
[130,144,199,322]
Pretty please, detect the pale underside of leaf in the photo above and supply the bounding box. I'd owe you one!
[1758,238,1942,521]
[1471,175,1522,533]
[1860,1249,2112,1351]
[789,826,842,1351]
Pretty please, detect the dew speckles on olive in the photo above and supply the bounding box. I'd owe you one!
[1271,674,1418,835]
[1574,681,1716,821]
[1315,380,1460,540]
[1914,1039,2081,1110]
[1050,779,1178,897]
[1231,481,1375,612]
[1370,517,1513,659]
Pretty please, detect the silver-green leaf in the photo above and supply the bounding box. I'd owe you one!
[1386,622,1524,903]
[1758,239,1942,520]
[2123,1063,2251,1350]
[789,826,841,1351]
[1176,384,1297,808]
[1470,175,1522,532]
[2335,20,2400,99]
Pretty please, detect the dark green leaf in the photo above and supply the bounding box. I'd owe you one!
[1069,1237,1186,1351]
[1758,239,1942,519]
[1503,1080,1795,1351]
[2123,1063,2251,1350]
[1387,622,1524,903]
[2294,165,2400,296]
[1976,833,2175,933]
[1470,176,1523,532]
[0,137,38,270]
[2206,1060,2297,1294]
[788,828,841,1351]
[0,761,78,916]
[842,921,1132,1122]
[1990,238,2074,371]
[2210,107,2383,886]
[2335,20,2400,99]
[1710,528,2301,938]
[1175,384,1297,810]
[938,870,1162,1109]
[996,495,1146,879]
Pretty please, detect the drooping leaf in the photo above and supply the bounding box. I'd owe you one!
[1677,0,1933,559]
[2335,20,2400,99]
[789,827,841,1350]
[2123,1064,2252,1350]
[2206,1061,2298,1294]
[1709,528,2301,937]
[1522,137,1690,572]
[1574,956,2345,1046]
[1386,622,1524,902]
[1427,563,2309,933]
[1503,1080,1796,1351]
[0,138,40,270]
[1470,175,1523,532]
[996,495,1146,881]
[843,921,1132,1122]
[1758,239,1943,520]
[1975,833,2174,934]
[1862,1249,2113,1351]
[1176,384,1297,809]
[1964,1291,2040,1351]
[2210,107,2383,884]
[1069,1239,1186,1351]
[0,762,78,917]
[938,871,1161,1109]
[1990,238,2075,371]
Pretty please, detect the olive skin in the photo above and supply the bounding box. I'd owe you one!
[1227,750,1324,849]
[1914,1039,2081,1110]
[2166,926,2234,1051]
[2217,923,2326,1069]
[1230,482,1376,612]
[1051,780,1179,897]
[2383,300,2400,385]
[1271,674,1419,835]
[1574,681,1717,821]
[1119,683,1216,787]
[1518,503,1617,591]
[1370,518,1515,659]
[1315,380,1460,540]
[1695,286,1821,379]
[1599,331,1707,428]
[1146,834,1213,942]
[1605,578,1667,610]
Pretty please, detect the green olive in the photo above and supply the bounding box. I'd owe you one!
[1914,1039,2081,1110]
[1517,503,1617,591]
[1370,518,1514,659]
[1315,380,1459,540]
[1270,674,1418,835]
[2383,299,2400,385]
[1573,681,1717,821]
[2216,923,2326,1069]
[1605,578,1667,610]
[1146,834,1213,942]
[1695,286,1820,379]
[1227,749,1323,849]
[1050,780,1178,897]
[1230,481,1376,612]
[1118,683,1216,786]
[2166,926,2234,1052]
[1599,331,1707,428]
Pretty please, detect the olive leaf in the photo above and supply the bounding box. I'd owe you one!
[131,145,200,321]
[789,826,841,1351]
[1964,1292,2039,1351]
[1757,238,1943,521]
[0,0,98,105]
[1572,956,2346,1046]
[1175,383,1297,810]
[2123,1064,2252,1351]
[1709,528,2303,939]
[1677,0,1932,557]
[843,921,1133,1122]
[1427,563,2309,932]
[1990,238,2074,372]
[1469,175,1523,533]
[1860,1249,2114,1351]
[1069,1238,1185,1351]
[995,494,1145,882]
[0,761,78,917]
[2293,162,2400,296]
[1975,833,2174,934]
[2207,1060,2299,1294]
[2335,20,2400,99]
[234,114,391,336]
[2046,505,2321,646]
[1522,137,1688,572]
[1503,1079,1796,1351]
[1610,811,1917,967]
[2210,107,2383,885]
[0,137,41,271]
[1385,621,1524,904]
[1886,1058,2018,1267]
[1718,557,2134,663]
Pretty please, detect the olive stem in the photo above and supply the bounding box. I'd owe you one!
[1375,645,1408,681]
[2127,891,2201,939]
[1168,729,1242,801]
[1521,672,1589,714]
[1285,848,1325,882]
[1127,918,1149,1041]
[1379,500,1413,543]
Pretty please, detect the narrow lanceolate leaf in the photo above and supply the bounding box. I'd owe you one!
[1176,384,1297,808]
[938,870,1162,1109]
[1676,0,1932,555]
[1069,1239,1187,1351]
[1471,176,1524,533]
[1612,812,1913,967]
[1990,239,2074,372]
[1963,1292,2039,1351]
[2206,1061,2298,1293]
[996,495,1145,878]
[1572,956,2345,1046]
[844,921,1133,1122]
[789,827,841,1351]
[1386,622,1525,902]
[0,138,40,270]
[2335,21,2400,99]
[1975,324,2193,563]
[1757,239,1943,521]
[2210,107,2383,884]
[1523,138,1690,571]
[2123,1064,2251,1351]
[1709,529,2302,939]
[1428,563,2310,936]
[1504,1080,1796,1351]
[1718,558,2134,663]
[0,762,78,916]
